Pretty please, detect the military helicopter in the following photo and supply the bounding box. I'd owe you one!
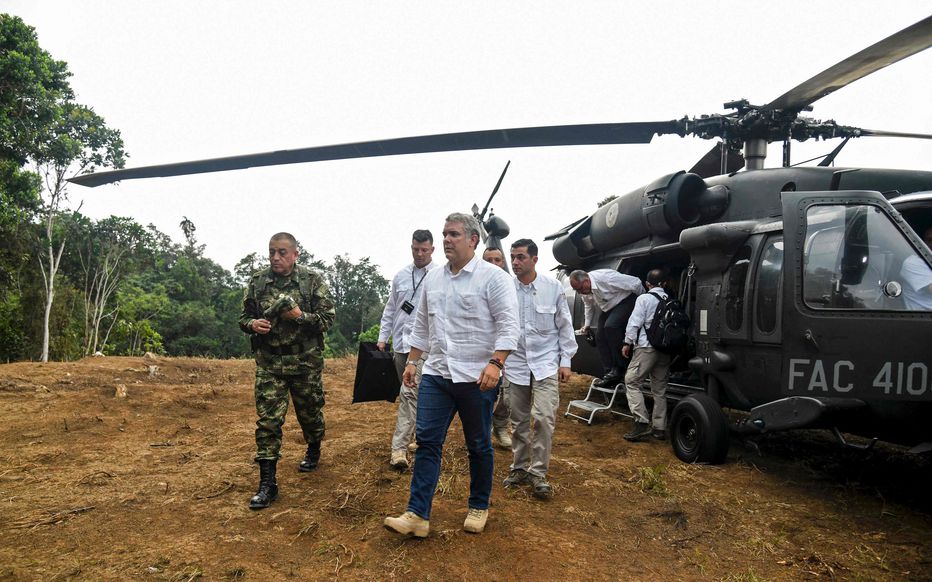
[71,16,932,463]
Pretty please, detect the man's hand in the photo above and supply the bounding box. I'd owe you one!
[558,367,572,383]
[377,341,387,352]
[578,325,590,335]
[251,319,272,334]
[403,364,417,388]
[621,344,632,359]
[281,306,303,320]
[477,363,501,391]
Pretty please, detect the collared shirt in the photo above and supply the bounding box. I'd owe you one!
[625,287,668,348]
[504,273,578,385]
[409,253,520,383]
[378,261,438,353]
[581,269,644,326]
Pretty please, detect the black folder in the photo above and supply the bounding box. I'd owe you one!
[352,342,401,403]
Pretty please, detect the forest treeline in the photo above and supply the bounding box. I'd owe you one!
[0,14,387,362]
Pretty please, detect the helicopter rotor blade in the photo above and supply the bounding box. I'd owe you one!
[856,128,932,140]
[688,141,745,178]
[477,160,511,221]
[764,16,932,113]
[69,120,682,188]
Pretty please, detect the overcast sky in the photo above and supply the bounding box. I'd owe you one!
[5,2,931,278]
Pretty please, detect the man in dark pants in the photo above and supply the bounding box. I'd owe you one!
[569,269,643,386]
[239,232,336,509]
[383,212,519,537]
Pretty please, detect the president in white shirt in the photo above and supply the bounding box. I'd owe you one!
[384,212,520,538]
[502,239,577,500]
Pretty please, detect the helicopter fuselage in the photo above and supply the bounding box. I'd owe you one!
[553,166,932,451]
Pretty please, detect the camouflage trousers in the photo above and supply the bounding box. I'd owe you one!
[254,368,325,461]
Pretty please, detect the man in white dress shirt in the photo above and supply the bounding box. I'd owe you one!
[569,269,643,387]
[502,239,577,499]
[378,229,437,469]
[384,212,520,537]
[621,269,672,442]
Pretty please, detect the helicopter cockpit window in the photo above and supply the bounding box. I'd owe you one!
[756,237,783,334]
[803,204,932,311]
[724,245,752,331]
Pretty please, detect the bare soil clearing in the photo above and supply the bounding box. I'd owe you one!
[0,356,929,581]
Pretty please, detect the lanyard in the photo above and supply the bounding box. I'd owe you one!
[410,267,427,300]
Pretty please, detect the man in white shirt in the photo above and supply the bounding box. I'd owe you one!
[384,213,520,538]
[502,239,576,499]
[483,246,514,450]
[621,269,672,442]
[900,225,932,311]
[378,229,437,469]
[569,268,643,387]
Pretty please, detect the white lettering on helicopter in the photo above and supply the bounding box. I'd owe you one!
[788,359,930,396]
[788,359,855,393]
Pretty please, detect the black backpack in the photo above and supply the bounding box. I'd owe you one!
[644,289,690,354]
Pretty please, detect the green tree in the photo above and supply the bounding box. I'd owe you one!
[325,255,388,354]
[72,216,154,355]
[0,14,72,360]
[0,15,72,163]
[33,102,126,361]
[2,17,128,362]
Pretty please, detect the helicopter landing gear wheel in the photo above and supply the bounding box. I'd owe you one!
[670,394,730,464]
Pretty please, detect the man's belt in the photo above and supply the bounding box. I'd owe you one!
[261,341,316,356]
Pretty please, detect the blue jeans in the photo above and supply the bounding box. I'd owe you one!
[407,374,498,519]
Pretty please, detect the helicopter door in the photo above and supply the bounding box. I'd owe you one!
[780,191,932,401]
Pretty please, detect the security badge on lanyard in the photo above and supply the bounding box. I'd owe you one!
[401,267,428,314]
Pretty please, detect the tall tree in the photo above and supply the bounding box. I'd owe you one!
[1,15,126,361]
[75,216,152,355]
[33,102,126,361]
[325,255,388,352]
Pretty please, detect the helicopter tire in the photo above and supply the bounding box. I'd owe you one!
[670,393,730,464]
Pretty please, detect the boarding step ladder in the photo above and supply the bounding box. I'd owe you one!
[564,378,633,425]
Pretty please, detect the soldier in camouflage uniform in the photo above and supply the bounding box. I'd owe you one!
[239,232,336,510]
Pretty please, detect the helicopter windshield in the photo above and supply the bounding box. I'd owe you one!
[803,204,932,311]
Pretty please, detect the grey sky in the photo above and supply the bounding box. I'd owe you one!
[5,2,931,278]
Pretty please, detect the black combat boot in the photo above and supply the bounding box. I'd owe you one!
[249,459,278,510]
[298,441,321,472]
[624,422,653,442]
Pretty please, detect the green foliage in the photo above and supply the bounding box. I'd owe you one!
[325,254,388,354]
[637,464,670,497]
[0,290,26,362]
[108,319,163,356]
[0,14,74,165]
[34,101,125,172]
[358,323,381,343]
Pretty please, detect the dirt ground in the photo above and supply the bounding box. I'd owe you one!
[0,356,929,581]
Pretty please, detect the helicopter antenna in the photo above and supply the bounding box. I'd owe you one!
[477,160,511,222]
[817,137,852,167]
